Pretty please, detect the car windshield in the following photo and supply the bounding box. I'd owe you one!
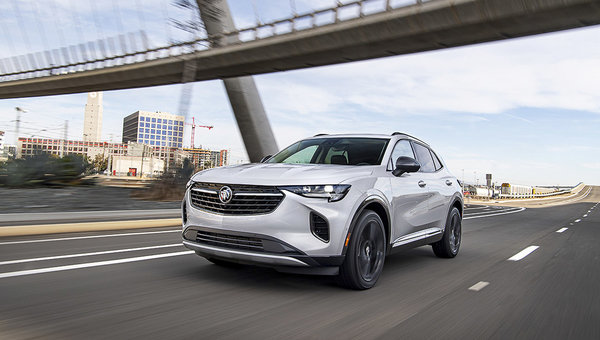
[267,137,389,165]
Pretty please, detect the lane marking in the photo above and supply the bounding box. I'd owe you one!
[574,219,581,223]
[468,281,489,291]
[0,229,180,245]
[464,207,522,217]
[464,205,489,211]
[464,207,526,220]
[508,246,539,261]
[0,244,183,266]
[583,214,588,217]
[556,228,568,233]
[0,251,194,279]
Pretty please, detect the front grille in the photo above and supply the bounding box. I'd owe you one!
[189,182,284,215]
[196,230,265,252]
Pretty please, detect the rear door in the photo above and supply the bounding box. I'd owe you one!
[411,142,442,229]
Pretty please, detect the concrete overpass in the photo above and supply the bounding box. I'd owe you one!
[1,0,600,99]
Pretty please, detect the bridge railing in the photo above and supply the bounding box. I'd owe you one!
[0,0,430,83]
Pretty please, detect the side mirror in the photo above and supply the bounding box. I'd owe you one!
[392,156,420,177]
[260,155,273,163]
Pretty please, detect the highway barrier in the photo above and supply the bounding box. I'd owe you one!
[0,218,181,237]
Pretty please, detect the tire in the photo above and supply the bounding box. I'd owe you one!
[338,210,387,290]
[432,207,462,258]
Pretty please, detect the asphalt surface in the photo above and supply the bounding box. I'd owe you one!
[0,186,598,339]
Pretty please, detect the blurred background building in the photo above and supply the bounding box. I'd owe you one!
[83,92,103,142]
[122,111,185,148]
[10,94,230,176]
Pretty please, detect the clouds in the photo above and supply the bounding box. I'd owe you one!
[253,26,600,119]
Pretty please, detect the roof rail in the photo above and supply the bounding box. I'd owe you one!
[313,133,328,137]
[391,132,428,145]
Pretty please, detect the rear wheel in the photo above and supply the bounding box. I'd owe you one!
[338,210,386,290]
[432,207,462,258]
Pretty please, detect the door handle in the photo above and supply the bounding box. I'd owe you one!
[418,180,426,188]
[445,180,453,186]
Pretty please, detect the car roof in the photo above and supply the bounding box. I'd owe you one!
[306,133,429,146]
[307,133,391,139]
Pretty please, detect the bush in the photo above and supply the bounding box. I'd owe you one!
[0,154,93,187]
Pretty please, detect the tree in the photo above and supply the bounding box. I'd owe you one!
[92,154,108,173]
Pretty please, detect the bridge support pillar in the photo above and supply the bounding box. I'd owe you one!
[196,0,279,163]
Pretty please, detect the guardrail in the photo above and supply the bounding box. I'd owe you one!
[0,0,429,83]
[497,182,585,199]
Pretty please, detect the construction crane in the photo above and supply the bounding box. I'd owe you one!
[185,117,213,149]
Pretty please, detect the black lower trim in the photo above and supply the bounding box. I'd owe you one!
[296,255,345,267]
[184,225,345,271]
[388,234,444,255]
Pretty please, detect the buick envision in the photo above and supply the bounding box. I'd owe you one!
[182,133,463,289]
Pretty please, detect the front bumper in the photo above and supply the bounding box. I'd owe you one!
[182,225,345,273]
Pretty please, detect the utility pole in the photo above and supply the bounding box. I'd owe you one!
[14,107,27,146]
[139,145,145,178]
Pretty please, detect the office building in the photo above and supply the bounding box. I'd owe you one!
[17,137,128,159]
[83,92,103,142]
[122,111,185,148]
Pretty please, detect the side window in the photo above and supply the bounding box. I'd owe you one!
[412,143,435,173]
[431,150,443,171]
[387,139,415,170]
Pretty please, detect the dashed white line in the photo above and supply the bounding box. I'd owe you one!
[508,246,539,261]
[0,251,194,279]
[464,207,526,220]
[0,244,183,266]
[0,229,181,245]
[468,281,490,291]
[556,228,568,233]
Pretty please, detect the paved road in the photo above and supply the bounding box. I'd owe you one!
[0,187,598,339]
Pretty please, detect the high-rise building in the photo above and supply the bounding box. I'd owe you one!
[122,111,185,148]
[83,92,103,142]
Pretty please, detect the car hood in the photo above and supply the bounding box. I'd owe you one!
[191,163,375,185]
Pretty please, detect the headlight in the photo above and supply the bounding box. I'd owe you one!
[279,185,351,202]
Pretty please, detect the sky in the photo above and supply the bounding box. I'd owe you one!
[0,0,599,186]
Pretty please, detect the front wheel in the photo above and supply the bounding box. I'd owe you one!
[338,210,386,290]
[432,207,462,258]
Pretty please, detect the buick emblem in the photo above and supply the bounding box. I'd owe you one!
[219,186,233,204]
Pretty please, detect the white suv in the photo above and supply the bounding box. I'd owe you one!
[182,133,463,289]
